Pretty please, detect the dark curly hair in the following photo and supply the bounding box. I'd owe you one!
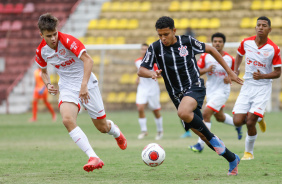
[257,16,271,27]
[155,16,174,30]
[211,32,226,43]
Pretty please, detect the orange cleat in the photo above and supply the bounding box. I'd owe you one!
[83,157,104,172]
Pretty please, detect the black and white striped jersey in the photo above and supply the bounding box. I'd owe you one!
[141,35,206,98]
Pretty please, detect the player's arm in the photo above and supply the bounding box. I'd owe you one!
[253,67,281,80]
[41,68,58,95]
[234,54,243,76]
[199,66,214,75]
[205,44,243,85]
[79,51,93,104]
[138,66,162,80]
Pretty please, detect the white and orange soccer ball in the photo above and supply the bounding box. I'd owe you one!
[141,143,165,167]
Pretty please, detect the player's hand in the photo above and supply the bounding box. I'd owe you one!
[223,76,229,84]
[152,69,162,81]
[79,85,90,104]
[228,71,244,85]
[47,84,58,96]
[207,65,215,72]
[253,69,263,80]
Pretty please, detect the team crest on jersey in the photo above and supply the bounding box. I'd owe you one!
[263,51,269,57]
[59,49,66,56]
[178,45,188,57]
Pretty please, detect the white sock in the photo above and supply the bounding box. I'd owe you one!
[69,126,98,158]
[107,120,120,138]
[223,113,235,126]
[245,133,257,154]
[197,122,212,147]
[257,117,262,122]
[139,118,147,132]
[154,117,163,132]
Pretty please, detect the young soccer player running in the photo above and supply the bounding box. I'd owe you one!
[35,13,127,172]
[135,43,164,140]
[29,67,56,122]
[138,16,243,175]
[190,33,243,153]
[233,16,281,160]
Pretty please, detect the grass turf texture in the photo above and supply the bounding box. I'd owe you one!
[0,110,282,184]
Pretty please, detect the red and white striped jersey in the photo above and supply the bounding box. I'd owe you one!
[197,52,234,95]
[35,32,98,91]
[237,36,281,85]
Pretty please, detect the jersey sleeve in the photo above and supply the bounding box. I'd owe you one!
[59,32,86,58]
[231,56,235,70]
[237,40,245,56]
[140,45,156,70]
[189,36,205,55]
[273,46,282,67]
[197,53,206,69]
[35,49,47,68]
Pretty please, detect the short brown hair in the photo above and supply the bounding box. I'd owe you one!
[38,13,59,33]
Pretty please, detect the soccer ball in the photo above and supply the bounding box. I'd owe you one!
[141,143,165,167]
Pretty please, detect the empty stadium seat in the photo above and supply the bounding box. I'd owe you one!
[1,21,11,31]
[11,20,22,31]
[263,0,273,10]
[140,1,151,12]
[23,2,35,13]
[124,92,136,103]
[169,1,180,11]
[160,91,170,103]
[221,1,233,10]
[211,1,221,11]
[251,0,262,10]
[273,0,282,9]
[180,1,191,11]
[200,1,211,11]
[14,3,23,13]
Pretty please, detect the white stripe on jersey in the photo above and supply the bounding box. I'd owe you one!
[179,36,192,88]
[171,47,183,92]
[149,44,155,68]
[160,40,175,96]
[188,36,202,87]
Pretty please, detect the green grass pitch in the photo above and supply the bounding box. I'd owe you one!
[0,110,282,184]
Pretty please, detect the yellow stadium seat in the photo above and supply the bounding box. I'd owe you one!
[88,19,98,30]
[180,1,191,11]
[121,2,130,11]
[169,1,180,11]
[106,37,115,44]
[107,92,117,103]
[160,91,170,103]
[251,0,262,10]
[92,55,101,65]
[85,37,96,45]
[115,37,125,44]
[108,19,118,29]
[96,37,105,44]
[197,35,207,42]
[263,0,273,10]
[209,18,220,29]
[251,17,258,27]
[211,1,221,11]
[140,1,151,12]
[118,19,129,29]
[78,37,85,43]
[129,73,138,84]
[273,0,282,9]
[240,17,251,28]
[190,18,200,29]
[199,18,209,29]
[191,1,201,11]
[131,1,141,11]
[111,2,121,11]
[128,19,139,29]
[124,92,136,103]
[200,1,211,11]
[120,73,131,84]
[221,0,233,10]
[178,18,190,29]
[101,2,111,12]
[97,19,108,29]
[116,92,126,103]
[146,36,158,45]
[280,92,282,102]
[271,17,282,28]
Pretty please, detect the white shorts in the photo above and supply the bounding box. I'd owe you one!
[58,86,106,119]
[206,89,230,113]
[136,85,161,110]
[232,82,271,118]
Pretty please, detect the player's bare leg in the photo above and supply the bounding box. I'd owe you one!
[153,109,163,140]
[137,104,148,139]
[92,118,127,150]
[60,102,102,172]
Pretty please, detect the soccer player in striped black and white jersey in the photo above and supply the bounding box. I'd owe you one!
[138,16,243,175]
[233,16,281,160]
[35,13,127,172]
[189,33,243,153]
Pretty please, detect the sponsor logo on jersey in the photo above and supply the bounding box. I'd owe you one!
[178,45,188,57]
[59,49,66,56]
[246,57,266,67]
[55,58,75,69]
[47,54,58,59]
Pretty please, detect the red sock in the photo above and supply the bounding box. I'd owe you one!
[44,100,55,117]
[32,100,38,120]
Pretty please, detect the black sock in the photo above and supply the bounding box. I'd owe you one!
[188,113,214,141]
[207,144,215,151]
[222,148,236,162]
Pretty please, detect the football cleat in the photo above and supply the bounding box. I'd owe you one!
[180,130,192,138]
[83,157,104,172]
[258,117,266,133]
[137,132,148,139]
[115,126,127,150]
[241,151,254,160]
[209,136,226,155]
[235,126,243,140]
[189,143,204,153]
[228,154,240,176]
[155,132,163,140]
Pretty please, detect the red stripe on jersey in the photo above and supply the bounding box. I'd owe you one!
[267,38,282,66]
[197,53,208,69]
[237,36,256,56]
[135,57,143,63]
[35,39,47,68]
[254,111,263,118]
[58,32,86,58]
[223,52,235,70]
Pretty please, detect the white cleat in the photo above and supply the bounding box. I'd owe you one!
[138,132,148,139]
[155,132,163,140]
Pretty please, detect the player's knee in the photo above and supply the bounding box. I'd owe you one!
[177,110,193,122]
[96,121,111,133]
[215,116,225,122]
